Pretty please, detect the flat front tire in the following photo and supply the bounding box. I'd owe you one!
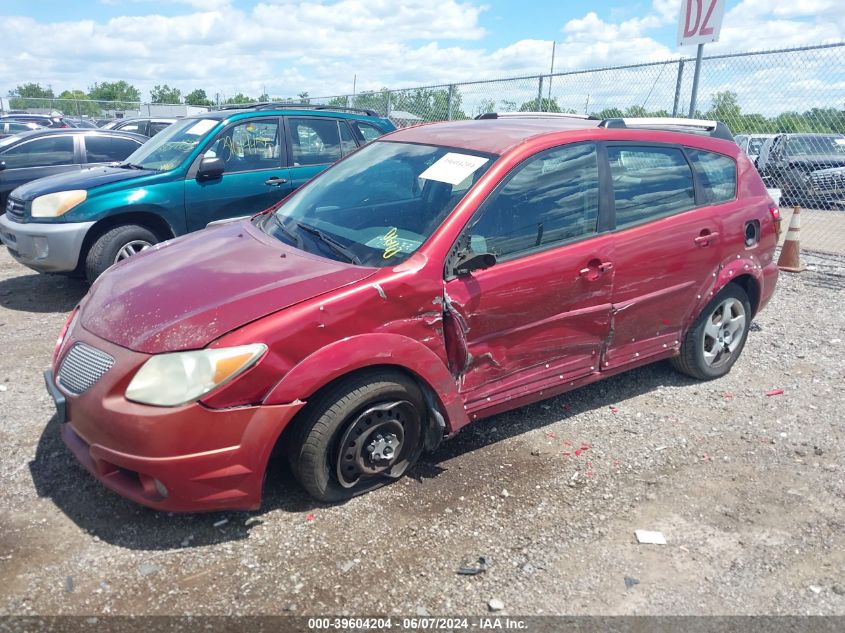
[287,370,425,503]
[671,283,752,381]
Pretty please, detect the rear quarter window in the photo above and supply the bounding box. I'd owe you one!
[686,148,737,204]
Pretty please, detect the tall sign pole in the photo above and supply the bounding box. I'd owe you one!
[677,0,727,118]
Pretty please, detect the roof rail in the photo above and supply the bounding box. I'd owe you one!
[215,101,379,116]
[475,112,596,120]
[599,117,733,141]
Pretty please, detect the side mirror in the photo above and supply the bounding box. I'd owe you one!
[454,252,496,277]
[197,156,224,180]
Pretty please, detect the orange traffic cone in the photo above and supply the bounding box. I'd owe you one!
[777,205,805,273]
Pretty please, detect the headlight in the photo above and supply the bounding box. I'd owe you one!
[31,190,87,218]
[125,344,267,407]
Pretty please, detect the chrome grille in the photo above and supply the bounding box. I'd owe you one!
[57,343,115,396]
[811,170,845,192]
[5,196,25,220]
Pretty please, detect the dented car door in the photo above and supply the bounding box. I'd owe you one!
[442,143,614,412]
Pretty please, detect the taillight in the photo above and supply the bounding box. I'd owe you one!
[769,205,781,235]
[53,307,79,366]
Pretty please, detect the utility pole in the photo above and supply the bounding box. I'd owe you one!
[547,41,556,106]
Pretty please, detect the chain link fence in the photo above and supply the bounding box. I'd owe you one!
[310,42,845,210]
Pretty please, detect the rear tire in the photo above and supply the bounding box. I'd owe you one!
[671,284,751,381]
[287,370,425,503]
[84,224,157,283]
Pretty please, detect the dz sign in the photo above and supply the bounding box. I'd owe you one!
[677,0,726,46]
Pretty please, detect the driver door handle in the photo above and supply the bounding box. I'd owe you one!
[265,177,288,186]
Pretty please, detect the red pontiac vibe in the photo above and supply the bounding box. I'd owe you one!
[45,114,780,511]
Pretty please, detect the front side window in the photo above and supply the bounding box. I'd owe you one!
[468,143,600,259]
[123,117,222,171]
[203,119,281,173]
[262,141,495,267]
[609,145,695,227]
[687,148,736,204]
[1,135,75,168]
[288,118,342,166]
[117,121,146,135]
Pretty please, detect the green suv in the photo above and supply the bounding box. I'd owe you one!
[0,103,395,281]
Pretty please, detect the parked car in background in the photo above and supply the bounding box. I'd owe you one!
[0,120,44,138]
[66,118,99,129]
[101,117,179,137]
[0,129,147,208]
[760,133,845,206]
[44,115,780,511]
[735,133,776,165]
[0,113,76,128]
[0,104,394,281]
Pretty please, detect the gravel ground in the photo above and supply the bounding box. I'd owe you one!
[0,247,844,617]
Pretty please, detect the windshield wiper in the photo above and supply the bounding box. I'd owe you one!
[113,162,145,170]
[295,222,361,265]
[267,213,303,248]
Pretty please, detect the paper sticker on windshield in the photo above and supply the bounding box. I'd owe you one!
[185,119,217,136]
[419,153,489,186]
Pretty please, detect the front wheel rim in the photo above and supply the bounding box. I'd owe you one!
[334,400,419,489]
[701,297,746,368]
[114,240,153,263]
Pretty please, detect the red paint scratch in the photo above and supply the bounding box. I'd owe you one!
[610,406,620,413]
[305,513,316,522]
[766,389,784,397]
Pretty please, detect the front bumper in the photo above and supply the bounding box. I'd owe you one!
[46,330,305,512]
[0,213,94,273]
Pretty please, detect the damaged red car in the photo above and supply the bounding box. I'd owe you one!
[46,114,780,511]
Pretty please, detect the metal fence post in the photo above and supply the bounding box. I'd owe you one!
[386,91,392,117]
[688,43,704,118]
[672,59,685,117]
[447,84,454,120]
[537,76,544,111]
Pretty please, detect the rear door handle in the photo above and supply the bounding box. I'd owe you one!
[694,231,719,247]
[265,177,288,186]
[579,260,614,279]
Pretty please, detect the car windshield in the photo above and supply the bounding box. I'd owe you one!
[262,141,495,267]
[123,117,220,170]
[784,135,845,157]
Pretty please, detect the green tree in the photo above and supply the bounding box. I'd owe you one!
[8,82,55,109]
[185,89,212,107]
[88,81,141,109]
[150,84,182,104]
[224,93,254,105]
[518,96,560,112]
[593,107,624,119]
[706,90,742,126]
[57,90,102,116]
[473,98,496,118]
[297,91,310,104]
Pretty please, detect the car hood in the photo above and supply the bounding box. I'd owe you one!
[785,155,845,171]
[12,166,156,200]
[80,219,377,354]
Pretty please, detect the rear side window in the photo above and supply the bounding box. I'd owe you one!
[1,135,75,168]
[148,121,172,136]
[608,146,695,227]
[470,142,600,259]
[85,136,141,163]
[686,148,736,204]
[351,121,383,144]
[116,121,147,135]
[288,118,341,166]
